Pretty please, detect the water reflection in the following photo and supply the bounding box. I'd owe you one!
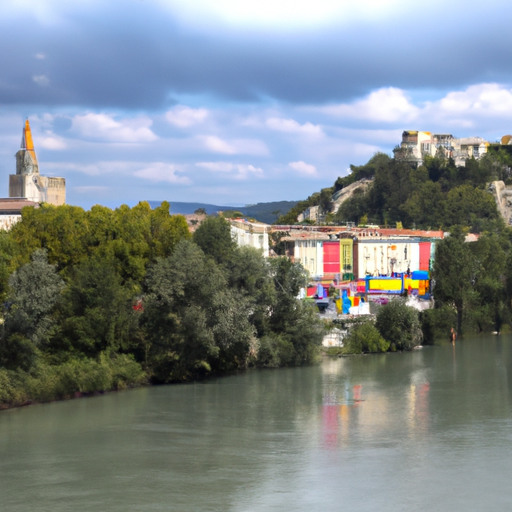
[3,337,512,511]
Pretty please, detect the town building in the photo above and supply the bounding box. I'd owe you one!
[279,225,443,279]
[0,198,39,230]
[229,218,269,257]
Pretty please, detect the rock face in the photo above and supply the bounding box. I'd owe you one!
[488,181,512,225]
[9,120,66,206]
[331,178,373,214]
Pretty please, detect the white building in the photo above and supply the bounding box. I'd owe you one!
[229,219,269,257]
[0,198,39,230]
[398,131,489,166]
[356,238,420,278]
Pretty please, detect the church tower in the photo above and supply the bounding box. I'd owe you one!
[9,119,66,205]
[15,119,40,176]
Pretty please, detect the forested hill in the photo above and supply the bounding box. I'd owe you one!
[148,200,298,224]
[276,148,512,232]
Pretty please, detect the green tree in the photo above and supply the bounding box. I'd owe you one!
[143,240,255,381]
[433,229,476,336]
[343,321,389,354]
[1,249,65,369]
[469,234,509,333]
[226,246,276,337]
[52,259,137,358]
[375,299,422,350]
[193,216,237,264]
[444,185,499,232]
[402,180,446,229]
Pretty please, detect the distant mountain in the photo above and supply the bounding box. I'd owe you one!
[147,200,298,224]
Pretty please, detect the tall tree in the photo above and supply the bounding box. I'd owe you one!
[1,249,65,369]
[433,229,476,336]
[193,216,237,264]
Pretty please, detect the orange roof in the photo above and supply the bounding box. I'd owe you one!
[21,119,38,165]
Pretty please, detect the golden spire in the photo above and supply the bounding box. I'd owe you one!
[21,119,38,165]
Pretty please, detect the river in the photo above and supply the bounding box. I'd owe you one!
[2,335,512,511]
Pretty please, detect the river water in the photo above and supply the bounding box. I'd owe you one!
[2,335,512,511]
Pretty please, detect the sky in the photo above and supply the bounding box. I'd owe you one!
[2,0,512,210]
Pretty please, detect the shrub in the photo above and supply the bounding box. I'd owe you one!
[0,354,147,407]
[343,321,389,354]
[376,299,422,350]
[420,305,456,344]
[256,335,295,367]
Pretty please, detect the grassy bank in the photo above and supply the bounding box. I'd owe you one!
[0,353,146,409]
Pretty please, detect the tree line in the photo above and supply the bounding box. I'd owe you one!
[0,202,324,407]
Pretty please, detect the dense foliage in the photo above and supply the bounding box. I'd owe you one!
[336,153,506,232]
[432,229,512,336]
[0,203,324,407]
[375,299,423,351]
[342,320,389,354]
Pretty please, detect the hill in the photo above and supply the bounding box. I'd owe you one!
[147,200,298,224]
[277,150,512,232]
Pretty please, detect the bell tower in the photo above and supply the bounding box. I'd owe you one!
[15,119,40,176]
[9,119,66,205]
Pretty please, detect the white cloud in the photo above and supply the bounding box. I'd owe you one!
[321,87,419,123]
[196,161,263,180]
[237,164,264,179]
[201,135,237,154]
[425,84,512,128]
[162,0,407,29]
[288,160,317,176]
[199,135,268,155]
[39,133,66,150]
[71,113,158,143]
[33,74,50,86]
[318,83,512,132]
[166,106,208,127]
[34,53,46,60]
[196,161,234,173]
[266,117,322,136]
[134,163,191,184]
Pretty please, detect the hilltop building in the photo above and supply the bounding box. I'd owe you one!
[397,131,489,166]
[9,120,65,206]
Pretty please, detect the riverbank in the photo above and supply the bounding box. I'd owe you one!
[0,353,147,411]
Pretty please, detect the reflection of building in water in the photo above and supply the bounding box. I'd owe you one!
[407,369,430,436]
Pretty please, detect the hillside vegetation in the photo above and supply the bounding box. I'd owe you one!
[277,149,512,232]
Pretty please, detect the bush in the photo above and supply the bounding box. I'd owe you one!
[376,299,422,350]
[420,305,456,344]
[0,354,147,407]
[256,335,295,367]
[343,321,389,354]
[0,368,28,406]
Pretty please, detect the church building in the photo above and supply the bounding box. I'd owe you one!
[9,119,66,205]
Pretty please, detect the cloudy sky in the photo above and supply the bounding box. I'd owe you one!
[2,0,512,209]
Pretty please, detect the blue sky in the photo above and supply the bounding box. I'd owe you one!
[2,0,512,209]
